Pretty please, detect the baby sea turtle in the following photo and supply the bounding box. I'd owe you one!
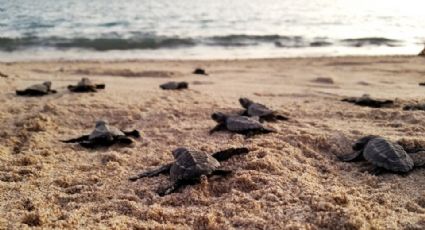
[62,120,140,148]
[160,81,188,90]
[239,97,288,122]
[68,78,105,93]
[129,147,249,196]
[210,112,274,136]
[193,68,207,75]
[16,81,57,96]
[403,103,425,111]
[341,94,393,108]
[339,136,425,174]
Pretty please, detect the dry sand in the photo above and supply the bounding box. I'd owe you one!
[1,56,425,229]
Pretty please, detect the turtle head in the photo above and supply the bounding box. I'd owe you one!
[172,147,189,159]
[81,77,90,83]
[239,98,253,108]
[178,82,188,89]
[43,81,52,89]
[211,112,227,123]
[353,135,380,151]
[357,94,371,102]
[95,120,108,127]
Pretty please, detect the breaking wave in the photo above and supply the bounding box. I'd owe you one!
[0,35,403,52]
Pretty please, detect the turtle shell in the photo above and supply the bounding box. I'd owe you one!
[363,137,414,172]
[247,103,273,117]
[160,82,179,90]
[170,150,220,182]
[225,116,264,132]
[27,83,49,93]
[78,78,94,87]
[89,122,125,141]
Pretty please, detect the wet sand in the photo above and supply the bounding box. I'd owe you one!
[1,56,425,229]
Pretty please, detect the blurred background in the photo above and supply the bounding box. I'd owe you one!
[0,0,424,60]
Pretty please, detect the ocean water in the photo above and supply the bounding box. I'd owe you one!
[0,0,424,60]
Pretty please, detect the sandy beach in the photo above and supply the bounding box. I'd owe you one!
[2,55,425,229]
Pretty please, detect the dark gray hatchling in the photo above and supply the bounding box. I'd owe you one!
[339,135,425,174]
[62,120,140,148]
[160,81,188,90]
[68,78,105,93]
[341,94,393,108]
[16,81,57,96]
[239,97,288,122]
[193,68,207,75]
[403,103,425,111]
[129,147,249,196]
[210,112,274,136]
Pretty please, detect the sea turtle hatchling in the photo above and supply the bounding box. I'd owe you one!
[339,136,425,174]
[160,81,188,90]
[403,103,425,111]
[193,68,208,75]
[341,94,393,108]
[68,78,105,93]
[239,97,288,122]
[210,112,274,136]
[16,81,57,96]
[129,147,249,196]
[62,120,140,148]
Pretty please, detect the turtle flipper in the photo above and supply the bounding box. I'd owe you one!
[209,124,226,134]
[211,169,232,176]
[122,130,140,138]
[240,110,249,116]
[341,97,356,103]
[116,136,133,145]
[95,84,105,89]
[382,100,394,106]
[370,166,411,176]
[129,163,173,181]
[369,167,386,175]
[259,114,288,122]
[68,85,86,92]
[408,151,425,167]
[79,137,114,148]
[49,89,57,94]
[349,97,393,108]
[338,150,363,162]
[366,100,391,108]
[157,181,183,196]
[79,141,100,148]
[212,147,249,161]
[243,127,274,137]
[260,127,275,134]
[16,90,27,96]
[16,89,45,96]
[61,135,90,143]
[67,85,77,91]
[275,114,289,121]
